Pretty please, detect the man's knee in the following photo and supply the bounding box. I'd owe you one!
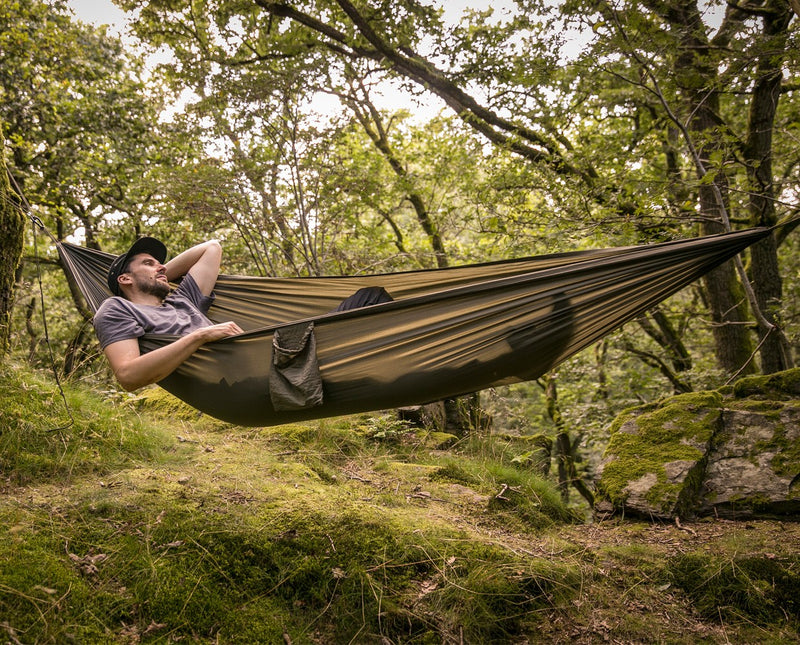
[335,286,394,312]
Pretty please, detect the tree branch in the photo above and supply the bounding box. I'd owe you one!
[253,0,595,181]
[623,343,693,394]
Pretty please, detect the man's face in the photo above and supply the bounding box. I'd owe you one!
[120,253,170,299]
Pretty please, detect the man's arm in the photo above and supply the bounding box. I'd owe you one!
[164,240,222,296]
[103,320,244,391]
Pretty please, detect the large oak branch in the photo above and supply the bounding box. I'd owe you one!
[253,0,596,184]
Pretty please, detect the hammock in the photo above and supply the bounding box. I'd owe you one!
[57,227,771,426]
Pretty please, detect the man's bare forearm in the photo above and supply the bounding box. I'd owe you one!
[164,240,221,282]
[108,322,243,391]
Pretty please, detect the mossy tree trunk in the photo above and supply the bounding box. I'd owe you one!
[541,374,594,507]
[689,92,755,375]
[667,1,755,375]
[743,2,794,374]
[0,135,25,356]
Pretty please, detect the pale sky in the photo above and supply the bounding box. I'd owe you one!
[68,0,129,35]
[67,0,516,35]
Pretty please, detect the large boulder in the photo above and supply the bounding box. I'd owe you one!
[595,369,800,520]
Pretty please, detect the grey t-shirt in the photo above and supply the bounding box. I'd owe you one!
[93,274,215,349]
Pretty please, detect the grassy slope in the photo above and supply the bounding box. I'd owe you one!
[1,364,798,644]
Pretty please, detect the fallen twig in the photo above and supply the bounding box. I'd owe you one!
[674,516,697,536]
[496,483,509,500]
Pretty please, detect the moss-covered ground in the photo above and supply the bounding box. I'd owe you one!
[1,363,798,643]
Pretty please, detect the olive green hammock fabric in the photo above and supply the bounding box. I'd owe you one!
[58,227,771,426]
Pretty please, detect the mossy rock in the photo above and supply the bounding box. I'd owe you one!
[700,406,800,518]
[596,391,721,519]
[596,369,800,521]
[732,368,800,400]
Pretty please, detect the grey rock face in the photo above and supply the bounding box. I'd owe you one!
[596,369,800,520]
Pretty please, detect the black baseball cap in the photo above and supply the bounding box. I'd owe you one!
[107,236,168,296]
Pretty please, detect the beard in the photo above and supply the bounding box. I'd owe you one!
[135,275,171,300]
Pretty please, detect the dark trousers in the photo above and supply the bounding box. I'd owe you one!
[335,286,394,312]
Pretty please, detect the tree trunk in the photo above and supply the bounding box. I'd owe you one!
[636,306,692,373]
[554,431,570,504]
[0,140,26,356]
[25,296,40,361]
[347,88,448,268]
[542,374,594,507]
[743,1,793,373]
[699,215,755,374]
[669,2,755,374]
[593,340,609,402]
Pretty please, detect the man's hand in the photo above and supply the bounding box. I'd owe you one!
[189,321,245,343]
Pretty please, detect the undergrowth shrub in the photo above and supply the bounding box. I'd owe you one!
[0,486,581,645]
[425,543,581,641]
[1,362,580,643]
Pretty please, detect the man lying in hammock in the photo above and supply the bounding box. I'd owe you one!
[93,237,244,391]
[93,237,392,392]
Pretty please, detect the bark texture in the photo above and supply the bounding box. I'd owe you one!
[0,144,25,355]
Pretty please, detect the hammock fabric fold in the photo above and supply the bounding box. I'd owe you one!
[57,227,771,426]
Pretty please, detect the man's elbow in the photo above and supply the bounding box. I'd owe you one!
[119,380,141,392]
[113,367,152,392]
[207,240,222,264]
[116,374,144,392]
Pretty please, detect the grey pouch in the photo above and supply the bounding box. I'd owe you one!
[269,321,323,411]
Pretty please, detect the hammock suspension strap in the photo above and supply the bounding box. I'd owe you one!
[5,164,75,432]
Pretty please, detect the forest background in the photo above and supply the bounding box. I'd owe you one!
[2,0,800,485]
